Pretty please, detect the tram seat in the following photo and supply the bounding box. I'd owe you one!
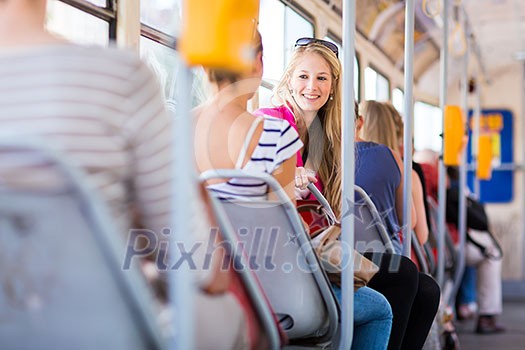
[424,241,437,276]
[411,230,430,274]
[0,138,165,350]
[354,185,396,254]
[201,170,339,346]
[427,196,458,275]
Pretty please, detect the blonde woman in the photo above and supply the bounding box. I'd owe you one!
[256,38,393,350]
[256,38,343,217]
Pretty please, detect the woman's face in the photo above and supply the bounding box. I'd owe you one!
[289,52,333,114]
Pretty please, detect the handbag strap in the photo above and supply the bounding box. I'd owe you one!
[307,182,339,225]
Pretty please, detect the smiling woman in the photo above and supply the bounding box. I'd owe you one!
[257,40,343,215]
[288,51,333,123]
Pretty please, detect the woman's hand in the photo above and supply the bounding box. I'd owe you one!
[294,167,317,190]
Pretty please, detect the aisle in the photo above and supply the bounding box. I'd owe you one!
[456,300,525,349]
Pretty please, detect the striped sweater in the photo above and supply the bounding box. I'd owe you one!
[0,44,171,236]
[207,116,302,200]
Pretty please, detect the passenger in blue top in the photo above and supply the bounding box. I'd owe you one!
[355,101,417,253]
[355,141,404,253]
[356,101,440,349]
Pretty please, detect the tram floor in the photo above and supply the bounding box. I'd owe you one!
[456,300,525,350]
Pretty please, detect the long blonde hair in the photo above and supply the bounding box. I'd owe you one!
[275,43,343,217]
[383,102,404,146]
[359,100,400,151]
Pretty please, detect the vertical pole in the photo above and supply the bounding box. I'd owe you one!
[340,0,356,348]
[116,0,140,50]
[170,66,194,350]
[402,0,415,257]
[473,73,481,197]
[522,62,525,280]
[450,26,470,306]
[437,0,449,287]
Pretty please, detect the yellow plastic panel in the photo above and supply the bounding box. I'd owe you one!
[443,105,466,166]
[477,134,493,180]
[179,0,259,72]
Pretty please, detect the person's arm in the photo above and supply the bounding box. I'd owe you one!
[269,155,297,205]
[198,184,231,294]
[412,170,429,244]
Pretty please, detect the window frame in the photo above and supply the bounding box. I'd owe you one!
[325,31,361,102]
[279,0,316,33]
[58,0,116,40]
[140,24,174,48]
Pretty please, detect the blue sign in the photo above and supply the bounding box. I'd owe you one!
[466,109,513,203]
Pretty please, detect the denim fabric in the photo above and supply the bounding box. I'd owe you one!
[332,285,392,350]
[458,266,477,304]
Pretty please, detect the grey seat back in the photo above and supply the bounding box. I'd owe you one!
[306,183,394,254]
[411,230,430,274]
[427,195,457,271]
[0,139,165,350]
[354,186,395,254]
[201,170,339,345]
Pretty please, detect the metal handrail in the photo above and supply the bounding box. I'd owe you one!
[200,169,340,346]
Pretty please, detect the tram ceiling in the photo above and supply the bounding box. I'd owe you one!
[330,0,441,80]
[325,0,525,80]
[462,0,525,74]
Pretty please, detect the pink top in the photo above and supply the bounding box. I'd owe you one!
[255,105,324,198]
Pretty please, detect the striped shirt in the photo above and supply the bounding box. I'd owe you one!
[207,116,302,200]
[0,44,171,236]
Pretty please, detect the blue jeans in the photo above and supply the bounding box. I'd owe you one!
[333,285,392,350]
[458,266,477,304]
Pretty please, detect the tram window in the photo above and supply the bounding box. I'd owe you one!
[85,0,107,7]
[258,82,275,109]
[364,66,390,101]
[392,88,404,114]
[46,0,109,46]
[324,36,359,100]
[259,0,314,83]
[140,0,182,36]
[283,6,314,65]
[414,101,442,152]
[140,36,209,108]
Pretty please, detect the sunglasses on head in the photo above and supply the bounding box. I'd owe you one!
[294,37,339,57]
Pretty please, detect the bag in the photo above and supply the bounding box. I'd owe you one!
[446,187,489,231]
[297,185,379,290]
[312,224,379,291]
[296,199,331,237]
[466,197,489,231]
[467,229,503,261]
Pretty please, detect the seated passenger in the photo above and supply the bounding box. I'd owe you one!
[193,31,300,203]
[446,166,505,334]
[256,38,399,350]
[418,155,505,335]
[0,0,247,348]
[358,100,426,247]
[355,102,441,349]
